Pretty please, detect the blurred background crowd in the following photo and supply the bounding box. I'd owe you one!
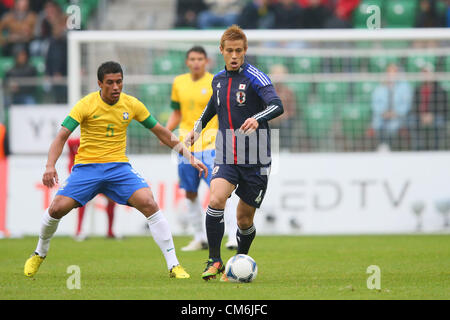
[0,0,450,156]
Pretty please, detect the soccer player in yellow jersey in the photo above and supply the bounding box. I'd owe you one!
[165,46,237,251]
[24,61,208,279]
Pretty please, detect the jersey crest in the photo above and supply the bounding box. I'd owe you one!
[236,90,246,105]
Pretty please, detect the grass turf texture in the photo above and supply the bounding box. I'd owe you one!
[0,235,448,300]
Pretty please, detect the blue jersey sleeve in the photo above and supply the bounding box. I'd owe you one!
[257,84,281,106]
[247,70,284,123]
[194,96,216,133]
[245,65,279,104]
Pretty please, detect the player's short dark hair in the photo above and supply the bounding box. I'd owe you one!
[97,61,123,82]
[220,24,247,49]
[186,46,207,59]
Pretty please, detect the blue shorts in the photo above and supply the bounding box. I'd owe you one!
[211,163,270,208]
[56,162,149,206]
[178,149,215,193]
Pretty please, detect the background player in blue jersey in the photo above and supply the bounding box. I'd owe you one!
[185,25,284,281]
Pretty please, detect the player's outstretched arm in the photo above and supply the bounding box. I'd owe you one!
[43,126,72,188]
[160,109,181,146]
[150,123,208,178]
[185,97,216,147]
[165,109,181,132]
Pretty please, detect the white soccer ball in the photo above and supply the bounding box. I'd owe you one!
[225,254,258,283]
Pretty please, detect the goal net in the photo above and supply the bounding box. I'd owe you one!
[68,29,450,154]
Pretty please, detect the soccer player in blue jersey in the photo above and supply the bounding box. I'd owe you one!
[165,46,238,251]
[185,25,284,280]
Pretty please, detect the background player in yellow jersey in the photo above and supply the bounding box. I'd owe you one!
[165,46,237,251]
[24,61,208,279]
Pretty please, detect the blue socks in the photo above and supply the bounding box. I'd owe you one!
[205,206,224,261]
[237,224,256,255]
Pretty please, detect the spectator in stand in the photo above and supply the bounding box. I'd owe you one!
[369,63,413,151]
[325,0,360,28]
[272,0,303,29]
[32,0,64,56]
[5,47,37,105]
[408,64,448,150]
[197,0,242,29]
[238,0,275,29]
[0,0,37,56]
[44,1,67,103]
[29,0,46,13]
[415,0,446,27]
[296,0,331,8]
[0,0,12,18]
[174,0,207,28]
[300,0,333,29]
[268,64,297,151]
[446,0,450,27]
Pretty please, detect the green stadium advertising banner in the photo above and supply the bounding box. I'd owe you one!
[3,152,450,237]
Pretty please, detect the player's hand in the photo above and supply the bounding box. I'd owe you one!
[239,118,259,135]
[190,155,208,178]
[43,165,59,188]
[184,130,200,147]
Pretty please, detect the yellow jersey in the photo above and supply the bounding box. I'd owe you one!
[171,72,218,152]
[64,91,155,165]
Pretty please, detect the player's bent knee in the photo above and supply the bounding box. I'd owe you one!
[237,216,254,230]
[140,198,160,217]
[48,196,76,219]
[209,195,227,210]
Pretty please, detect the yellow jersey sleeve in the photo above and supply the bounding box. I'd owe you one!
[68,98,88,124]
[133,98,151,122]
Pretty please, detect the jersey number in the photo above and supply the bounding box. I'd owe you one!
[106,124,115,137]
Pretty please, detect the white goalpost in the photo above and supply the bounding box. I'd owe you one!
[68,28,450,107]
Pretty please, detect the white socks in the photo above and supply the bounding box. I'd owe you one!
[186,198,206,243]
[35,209,60,257]
[33,208,180,271]
[147,210,179,270]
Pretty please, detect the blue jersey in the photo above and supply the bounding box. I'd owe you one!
[196,62,283,167]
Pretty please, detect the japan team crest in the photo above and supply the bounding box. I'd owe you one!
[123,112,129,120]
[236,91,246,105]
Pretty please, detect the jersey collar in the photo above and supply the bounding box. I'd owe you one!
[98,90,122,106]
[224,62,247,77]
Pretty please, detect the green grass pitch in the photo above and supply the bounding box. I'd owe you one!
[0,235,449,300]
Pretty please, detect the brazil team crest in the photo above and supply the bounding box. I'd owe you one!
[236,91,246,105]
[123,112,129,120]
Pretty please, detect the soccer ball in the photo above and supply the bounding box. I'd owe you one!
[224,254,258,283]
